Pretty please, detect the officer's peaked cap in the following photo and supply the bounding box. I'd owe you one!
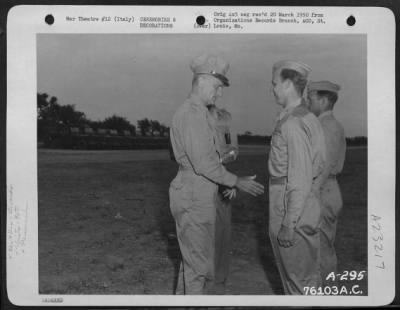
[191,54,230,86]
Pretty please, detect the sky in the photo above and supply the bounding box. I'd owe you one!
[37,33,367,137]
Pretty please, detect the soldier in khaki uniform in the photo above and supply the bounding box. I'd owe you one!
[307,81,346,286]
[207,105,238,294]
[169,54,264,295]
[268,60,326,295]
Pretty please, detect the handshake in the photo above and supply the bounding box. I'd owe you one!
[219,147,264,198]
[223,175,265,199]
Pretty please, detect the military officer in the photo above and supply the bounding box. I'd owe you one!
[268,60,326,295]
[207,105,238,294]
[307,81,346,286]
[169,54,264,295]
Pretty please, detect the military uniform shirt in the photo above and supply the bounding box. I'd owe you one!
[268,101,326,228]
[170,95,237,187]
[319,110,346,175]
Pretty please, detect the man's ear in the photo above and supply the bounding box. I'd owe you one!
[282,78,291,91]
[321,96,330,110]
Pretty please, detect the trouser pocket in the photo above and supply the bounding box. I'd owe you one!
[169,174,193,219]
[296,193,321,234]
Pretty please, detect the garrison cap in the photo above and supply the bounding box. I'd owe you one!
[308,80,341,93]
[191,54,230,86]
[273,60,312,78]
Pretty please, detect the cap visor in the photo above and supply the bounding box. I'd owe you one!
[212,72,230,87]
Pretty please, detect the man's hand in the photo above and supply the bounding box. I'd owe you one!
[235,175,264,196]
[222,188,237,200]
[277,225,295,248]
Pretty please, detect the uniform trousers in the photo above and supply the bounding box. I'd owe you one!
[320,177,343,286]
[269,180,322,295]
[169,170,218,295]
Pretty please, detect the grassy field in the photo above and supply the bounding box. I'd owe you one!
[38,146,367,295]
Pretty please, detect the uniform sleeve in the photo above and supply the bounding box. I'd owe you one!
[183,110,237,187]
[322,121,336,173]
[282,118,313,228]
[322,120,344,174]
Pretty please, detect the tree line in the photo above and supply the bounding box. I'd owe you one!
[37,92,367,146]
[238,133,367,146]
[37,93,169,140]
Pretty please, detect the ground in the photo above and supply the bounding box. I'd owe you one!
[38,145,367,295]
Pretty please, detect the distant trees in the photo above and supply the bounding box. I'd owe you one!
[37,93,89,140]
[238,133,271,145]
[102,115,136,133]
[137,118,169,136]
[39,92,367,146]
[160,124,169,136]
[38,93,88,125]
[150,120,161,134]
[137,118,151,136]
[237,134,367,146]
[38,92,170,140]
[58,105,88,125]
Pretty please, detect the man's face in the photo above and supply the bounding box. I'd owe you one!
[307,91,322,116]
[271,71,286,106]
[200,76,223,105]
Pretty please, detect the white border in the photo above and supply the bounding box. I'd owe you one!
[6,5,396,307]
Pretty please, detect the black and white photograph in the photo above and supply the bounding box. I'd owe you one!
[6,5,395,307]
[36,33,368,296]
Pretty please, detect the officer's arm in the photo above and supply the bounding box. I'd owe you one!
[313,122,331,191]
[282,118,313,228]
[323,120,340,173]
[183,111,237,187]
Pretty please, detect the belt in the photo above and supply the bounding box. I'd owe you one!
[178,166,203,178]
[269,175,322,185]
[269,176,287,185]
